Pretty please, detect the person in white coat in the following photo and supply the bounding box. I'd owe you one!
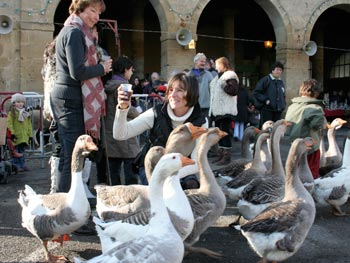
[209,57,239,165]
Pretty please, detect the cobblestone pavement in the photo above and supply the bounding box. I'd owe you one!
[1,127,350,262]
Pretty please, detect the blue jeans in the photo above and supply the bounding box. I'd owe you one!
[12,143,26,168]
[51,97,85,193]
[233,121,245,141]
[138,167,149,185]
[108,157,138,185]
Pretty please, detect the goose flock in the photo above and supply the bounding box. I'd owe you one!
[17,118,350,263]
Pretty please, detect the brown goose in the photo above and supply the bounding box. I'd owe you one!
[18,135,98,263]
[319,118,347,176]
[238,137,316,263]
[237,120,291,220]
[184,127,227,258]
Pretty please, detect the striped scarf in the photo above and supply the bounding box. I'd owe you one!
[64,14,106,139]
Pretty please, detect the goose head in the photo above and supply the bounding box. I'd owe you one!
[75,135,98,156]
[71,135,98,172]
[145,146,165,183]
[261,120,274,132]
[150,153,195,185]
[200,127,227,149]
[327,118,347,130]
[165,123,207,156]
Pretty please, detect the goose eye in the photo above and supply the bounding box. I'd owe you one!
[172,156,176,160]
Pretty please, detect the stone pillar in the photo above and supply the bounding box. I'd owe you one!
[131,2,145,78]
[160,32,195,79]
[277,46,310,107]
[223,10,235,64]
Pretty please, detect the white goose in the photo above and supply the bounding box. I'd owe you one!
[184,127,227,258]
[319,118,347,176]
[18,135,98,263]
[94,145,194,254]
[238,137,316,263]
[74,153,193,263]
[224,130,271,201]
[94,122,207,221]
[313,130,350,216]
[237,120,291,220]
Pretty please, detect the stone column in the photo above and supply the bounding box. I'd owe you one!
[223,9,235,64]
[131,2,145,78]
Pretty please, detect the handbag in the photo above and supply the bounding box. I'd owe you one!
[223,78,239,96]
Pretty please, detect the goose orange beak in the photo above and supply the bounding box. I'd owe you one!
[186,123,208,139]
[86,137,99,152]
[181,155,195,167]
[217,129,228,138]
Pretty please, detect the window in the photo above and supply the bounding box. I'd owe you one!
[330,52,350,78]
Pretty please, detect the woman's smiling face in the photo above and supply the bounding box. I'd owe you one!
[167,80,189,115]
[79,4,102,29]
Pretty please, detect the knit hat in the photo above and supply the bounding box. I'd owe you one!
[11,93,26,104]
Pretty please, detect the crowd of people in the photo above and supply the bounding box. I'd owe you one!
[7,0,329,237]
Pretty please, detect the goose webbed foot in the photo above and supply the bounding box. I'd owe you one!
[48,254,70,263]
[184,244,223,259]
[331,206,348,217]
[52,234,71,246]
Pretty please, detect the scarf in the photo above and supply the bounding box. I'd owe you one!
[16,107,31,122]
[64,14,106,139]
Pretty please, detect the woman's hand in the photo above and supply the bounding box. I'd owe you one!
[117,86,133,109]
[101,58,112,74]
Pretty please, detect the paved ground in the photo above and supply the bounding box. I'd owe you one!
[1,127,350,263]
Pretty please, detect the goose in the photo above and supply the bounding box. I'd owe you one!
[95,122,207,221]
[94,145,194,254]
[224,130,271,201]
[237,120,291,220]
[94,128,228,259]
[214,121,274,180]
[183,127,227,258]
[238,137,316,263]
[18,135,98,263]
[313,130,350,216]
[319,118,347,176]
[74,153,193,263]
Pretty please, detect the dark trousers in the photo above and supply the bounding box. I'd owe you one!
[259,109,282,129]
[51,97,85,193]
[214,117,232,148]
[108,157,138,185]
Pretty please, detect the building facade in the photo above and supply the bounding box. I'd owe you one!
[0,0,349,105]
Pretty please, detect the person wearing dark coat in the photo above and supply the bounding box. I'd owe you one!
[253,61,286,128]
[233,85,250,141]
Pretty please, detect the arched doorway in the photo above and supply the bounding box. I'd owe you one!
[196,0,275,93]
[53,0,161,79]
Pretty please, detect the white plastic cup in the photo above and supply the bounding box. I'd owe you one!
[101,55,111,62]
[120,83,133,100]
[121,83,132,92]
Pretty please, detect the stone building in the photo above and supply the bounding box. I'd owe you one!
[0,0,349,106]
